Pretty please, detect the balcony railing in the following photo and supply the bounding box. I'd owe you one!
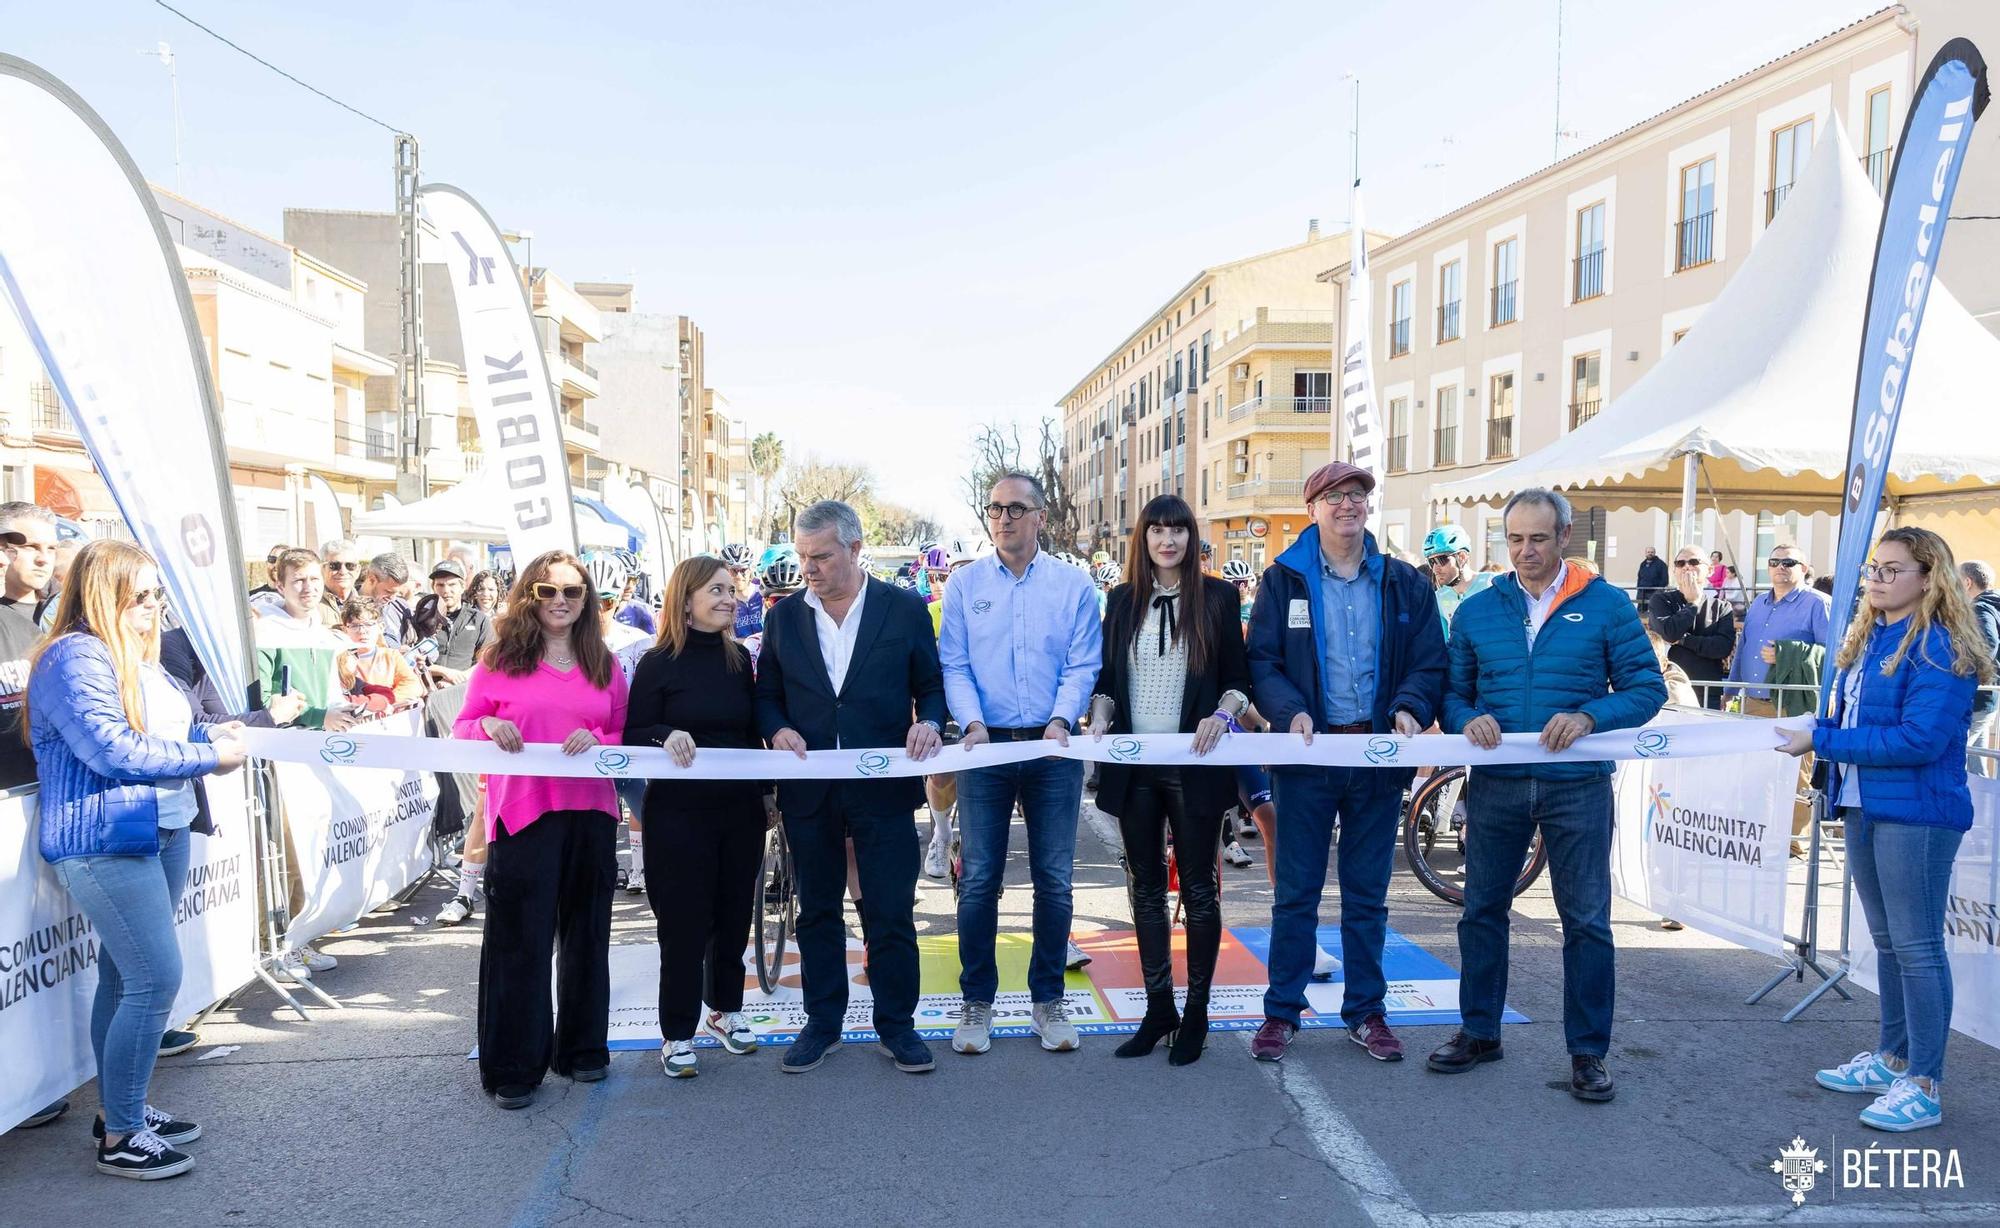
[1223,394,1334,423]
[1765,181,1795,223]
[29,381,71,434]
[1388,317,1411,357]
[1569,398,1602,429]
[562,351,598,379]
[1435,301,1462,342]
[1487,416,1514,458]
[1861,148,1891,195]
[1385,435,1409,473]
[1675,210,1715,271]
[1490,280,1517,326]
[1433,426,1458,467]
[1571,247,1605,301]
[1224,478,1305,502]
[364,426,397,461]
[462,450,486,474]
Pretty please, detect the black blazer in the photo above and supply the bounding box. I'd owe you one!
[1090,575,1252,821]
[754,576,947,816]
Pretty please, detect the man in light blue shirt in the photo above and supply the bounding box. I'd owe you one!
[1318,551,1380,724]
[939,473,1102,1056]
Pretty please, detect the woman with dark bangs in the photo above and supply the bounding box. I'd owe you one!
[1088,494,1252,1065]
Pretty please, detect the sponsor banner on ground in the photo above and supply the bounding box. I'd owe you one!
[595,925,1525,1052]
[0,775,258,1134]
[1849,774,2000,1050]
[279,708,438,950]
[1611,711,1796,956]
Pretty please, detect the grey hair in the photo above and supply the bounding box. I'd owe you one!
[320,538,357,558]
[795,499,865,548]
[368,551,411,584]
[0,501,55,531]
[992,471,1046,507]
[1500,487,1573,535]
[1963,559,1996,591]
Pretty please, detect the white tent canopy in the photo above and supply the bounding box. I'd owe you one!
[350,469,627,549]
[1429,118,2000,519]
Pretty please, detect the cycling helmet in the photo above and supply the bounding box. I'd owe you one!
[1422,524,1473,558]
[922,545,953,571]
[1200,540,1215,561]
[761,556,804,592]
[582,552,629,600]
[1092,560,1123,586]
[719,543,755,570]
[1090,550,1111,567]
[1221,558,1253,582]
[1053,551,1080,569]
[894,571,919,590]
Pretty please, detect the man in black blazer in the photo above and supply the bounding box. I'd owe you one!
[757,500,947,1075]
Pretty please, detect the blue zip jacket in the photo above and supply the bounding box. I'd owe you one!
[1816,619,1977,834]
[1441,562,1666,779]
[32,632,223,863]
[1246,526,1446,784]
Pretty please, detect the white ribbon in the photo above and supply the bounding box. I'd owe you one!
[237,717,1810,783]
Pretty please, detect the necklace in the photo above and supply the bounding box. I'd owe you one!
[544,640,576,668]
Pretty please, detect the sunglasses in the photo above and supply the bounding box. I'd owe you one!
[531,582,588,602]
[1425,554,1458,567]
[1674,559,1703,568]
[1766,558,1802,569]
[325,560,361,571]
[129,586,167,608]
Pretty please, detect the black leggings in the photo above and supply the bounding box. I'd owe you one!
[1117,768,1225,1003]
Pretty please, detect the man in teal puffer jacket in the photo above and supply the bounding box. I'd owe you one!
[1429,488,1665,1103]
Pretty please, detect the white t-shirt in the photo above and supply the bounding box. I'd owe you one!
[602,619,651,686]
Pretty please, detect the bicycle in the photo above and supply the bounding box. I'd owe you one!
[753,820,795,994]
[1401,766,1549,906]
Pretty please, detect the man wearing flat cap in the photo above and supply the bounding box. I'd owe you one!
[1244,461,1447,1063]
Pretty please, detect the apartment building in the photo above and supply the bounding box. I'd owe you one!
[1327,7,1941,588]
[529,268,604,494]
[579,284,684,545]
[1055,228,1365,567]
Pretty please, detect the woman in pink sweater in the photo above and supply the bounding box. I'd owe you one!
[454,551,629,1110]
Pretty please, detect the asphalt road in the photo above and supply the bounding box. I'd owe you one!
[3,796,1997,1227]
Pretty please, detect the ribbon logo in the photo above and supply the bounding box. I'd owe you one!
[1364,737,1401,766]
[972,600,993,615]
[1109,737,1142,763]
[594,750,633,777]
[1634,730,1671,759]
[318,736,359,766]
[855,752,892,777]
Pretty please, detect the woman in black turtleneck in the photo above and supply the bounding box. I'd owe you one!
[624,555,770,1079]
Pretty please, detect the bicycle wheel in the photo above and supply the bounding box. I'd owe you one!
[1403,768,1548,905]
[754,823,794,994]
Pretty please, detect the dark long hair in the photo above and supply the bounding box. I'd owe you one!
[1113,494,1212,674]
[482,550,614,688]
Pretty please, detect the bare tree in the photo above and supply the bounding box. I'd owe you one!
[964,418,1080,552]
[1034,416,1080,553]
[866,498,945,547]
[775,454,873,539]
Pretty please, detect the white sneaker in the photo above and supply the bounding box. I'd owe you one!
[1223,840,1253,867]
[923,841,949,880]
[704,1010,757,1055]
[1031,999,1081,1052]
[300,947,337,973]
[952,1000,993,1055]
[1065,940,1092,970]
[1312,946,1340,981]
[275,949,315,983]
[435,894,474,926]
[626,861,646,894]
[661,1040,698,1078]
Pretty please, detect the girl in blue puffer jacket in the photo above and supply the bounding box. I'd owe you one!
[1780,527,1995,1134]
[28,541,247,1181]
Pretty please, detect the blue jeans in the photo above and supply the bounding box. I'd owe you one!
[1263,766,1403,1027]
[53,827,191,1135]
[955,757,1084,1004]
[1846,813,1964,1084]
[1457,772,1615,1056]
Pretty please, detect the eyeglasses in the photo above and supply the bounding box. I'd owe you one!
[531,582,588,602]
[985,502,1042,521]
[129,586,166,608]
[1766,558,1802,569]
[1674,559,1703,568]
[1312,490,1371,507]
[1861,562,1927,582]
[325,560,361,572]
[1425,554,1458,567]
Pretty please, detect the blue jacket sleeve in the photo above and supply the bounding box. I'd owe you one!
[1388,575,1446,727]
[1814,659,1975,767]
[38,639,220,781]
[1246,571,1310,732]
[1579,596,1668,732]
[1439,615,1487,734]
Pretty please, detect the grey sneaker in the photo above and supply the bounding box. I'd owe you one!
[952,1000,993,1055]
[1031,998,1081,1052]
[704,1010,757,1055]
[661,1040,698,1078]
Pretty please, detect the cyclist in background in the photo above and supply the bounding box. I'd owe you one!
[1090,559,1121,618]
[720,543,763,639]
[1424,524,1490,640]
[588,552,655,893]
[1222,558,1256,636]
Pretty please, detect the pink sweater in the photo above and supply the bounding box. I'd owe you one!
[453,660,630,836]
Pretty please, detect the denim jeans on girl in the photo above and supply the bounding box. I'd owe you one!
[53,826,191,1136]
[1845,810,1964,1084]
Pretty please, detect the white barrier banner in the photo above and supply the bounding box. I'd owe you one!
[0,775,259,1134]
[239,716,1806,782]
[1611,710,1797,957]
[1849,774,2000,1049]
[279,709,438,950]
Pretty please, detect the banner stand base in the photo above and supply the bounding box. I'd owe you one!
[1745,790,1855,1018]
[249,958,342,1021]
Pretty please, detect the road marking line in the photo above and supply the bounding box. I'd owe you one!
[1245,1033,1426,1228]
[1430,1202,2000,1226]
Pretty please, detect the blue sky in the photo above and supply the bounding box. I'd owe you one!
[8,0,1880,531]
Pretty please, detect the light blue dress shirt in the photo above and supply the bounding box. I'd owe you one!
[1318,550,1381,725]
[939,550,1103,730]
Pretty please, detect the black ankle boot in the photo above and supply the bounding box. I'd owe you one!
[1168,1001,1208,1065]
[1115,998,1180,1058]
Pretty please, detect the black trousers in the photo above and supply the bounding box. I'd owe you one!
[477,810,615,1091]
[643,790,766,1040]
[1117,767,1225,1007]
[784,788,921,1038]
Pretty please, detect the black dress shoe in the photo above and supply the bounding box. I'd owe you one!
[493,1084,536,1110]
[1570,1055,1615,1102]
[571,1063,608,1083]
[1426,1030,1503,1073]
